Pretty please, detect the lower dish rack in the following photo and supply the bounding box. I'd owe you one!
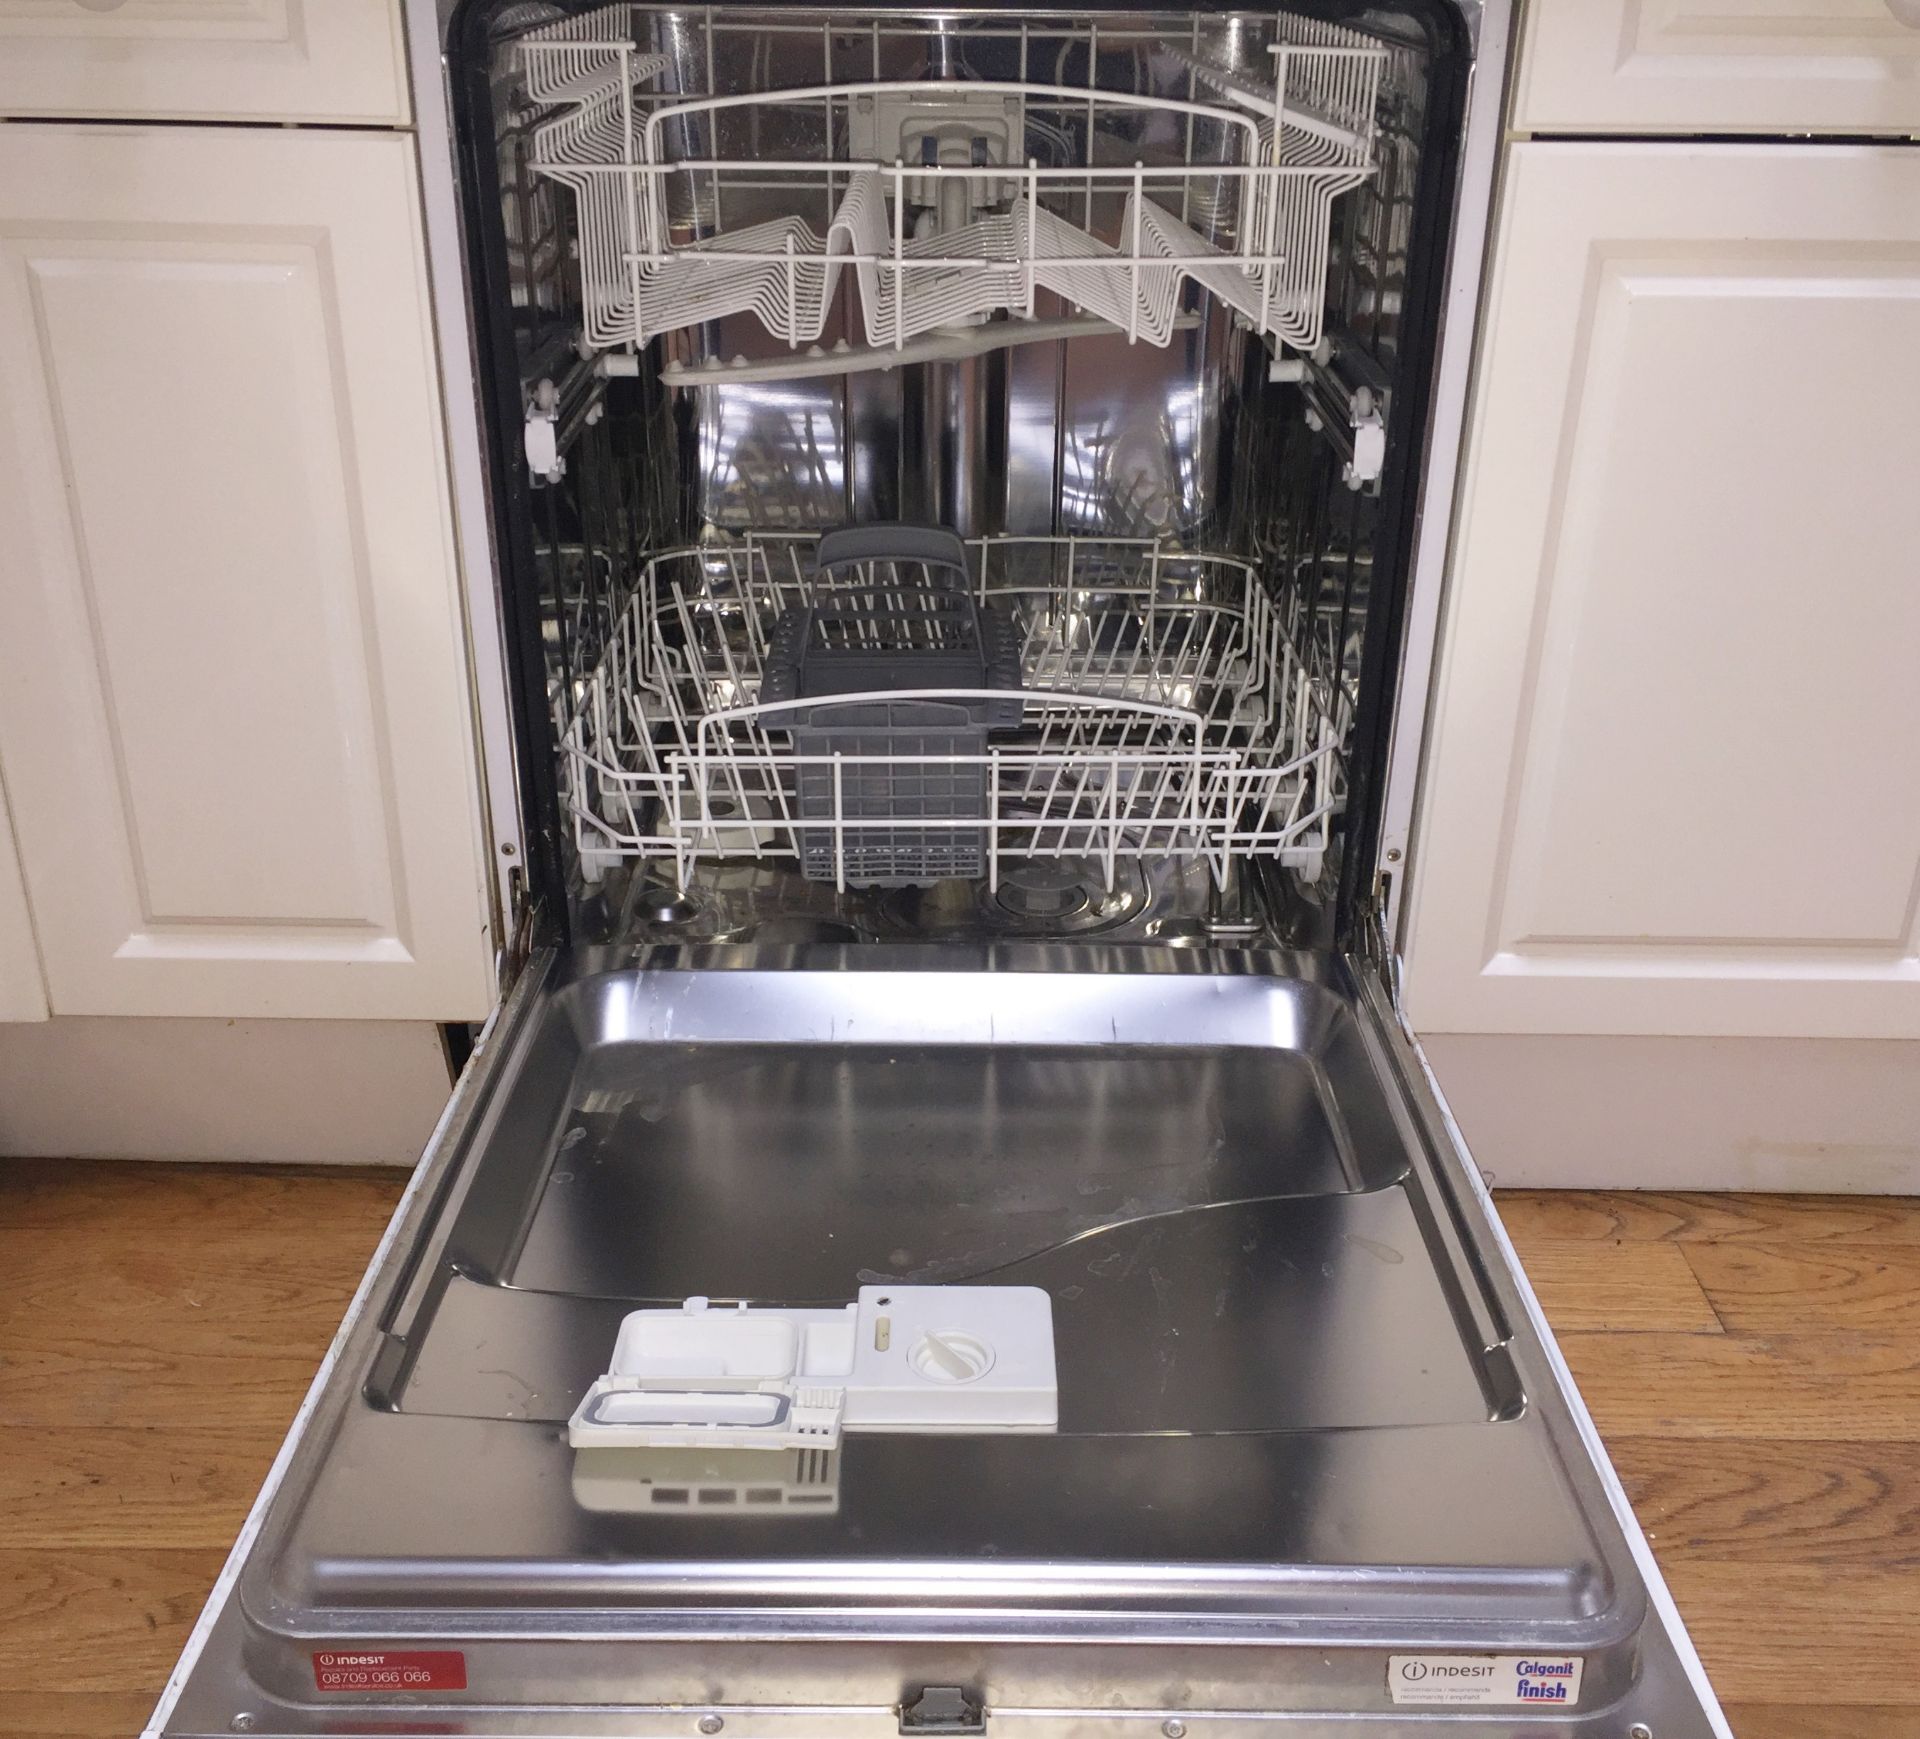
[558,532,1346,891]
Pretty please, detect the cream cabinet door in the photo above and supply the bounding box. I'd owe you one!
[0,126,495,1021]
[1515,0,1920,137]
[1403,144,1920,1041]
[0,0,408,125]
[0,779,49,1023]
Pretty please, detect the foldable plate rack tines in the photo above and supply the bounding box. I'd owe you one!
[520,4,1384,356]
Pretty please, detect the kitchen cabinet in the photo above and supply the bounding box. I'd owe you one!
[0,124,495,1022]
[0,0,409,125]
[0,780,48,1023]
[1514,0,1920,137]
[1402,142,1920,1043]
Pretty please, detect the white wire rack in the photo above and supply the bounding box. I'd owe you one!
[521,8,1383,356]
[557,534,1346,891]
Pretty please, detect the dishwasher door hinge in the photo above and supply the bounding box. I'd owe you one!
[1359,867,1405,1015]
[497,866,537,993]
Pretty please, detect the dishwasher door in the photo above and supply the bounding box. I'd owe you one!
[147,947,1728,1739]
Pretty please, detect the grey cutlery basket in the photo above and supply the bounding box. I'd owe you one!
[759,524,1025,886]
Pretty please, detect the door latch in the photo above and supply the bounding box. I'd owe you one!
[900,1686,986,1735]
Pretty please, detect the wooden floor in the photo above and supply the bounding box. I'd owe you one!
[1,1160,1916,1738]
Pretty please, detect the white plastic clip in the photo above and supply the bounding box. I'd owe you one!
[524,378,564,483]
[1345,385,1386,490]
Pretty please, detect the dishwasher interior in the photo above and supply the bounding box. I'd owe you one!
[152,3,1727,1733]
[491,0,1444,952]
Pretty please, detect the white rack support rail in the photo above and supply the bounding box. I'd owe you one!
[520,7,1383,356]
[556,533,1347,891]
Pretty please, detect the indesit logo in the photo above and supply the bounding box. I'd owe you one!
[1401,1661,1492,1681]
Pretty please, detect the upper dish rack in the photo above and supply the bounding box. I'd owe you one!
[521,6,1384,356]
[558,533,1345,892]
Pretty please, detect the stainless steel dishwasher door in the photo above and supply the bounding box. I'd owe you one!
[148,947,1728,1738]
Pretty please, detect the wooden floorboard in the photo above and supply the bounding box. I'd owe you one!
[0,1159,405,1737]
[1720,1708,1920,1739]
[1683,1241,1920,1334]
[1600,1436,1920,1566]
[1501,1237,1724,1333]
[1507,1189,1920,1734]
[0,1548,227,1697]
[0,1697,161,1739]
[0,1426,272,1549]
[1549,1329,1920,1440]
[1496,1188,1920,1247]
[0,1158,1916,1735]
[1659,1561,1920,1699]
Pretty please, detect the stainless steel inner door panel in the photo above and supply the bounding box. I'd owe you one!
[153,951,1723,1737]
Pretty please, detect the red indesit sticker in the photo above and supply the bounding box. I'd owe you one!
[312,1651,468,1694]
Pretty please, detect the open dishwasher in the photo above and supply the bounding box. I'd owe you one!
[152,2,1731,1735]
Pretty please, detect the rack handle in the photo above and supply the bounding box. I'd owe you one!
[814,522,970,575]
[695,687,1206,747]
[796,523,998,698]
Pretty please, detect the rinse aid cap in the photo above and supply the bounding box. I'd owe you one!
[567,1285,1057,1451]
